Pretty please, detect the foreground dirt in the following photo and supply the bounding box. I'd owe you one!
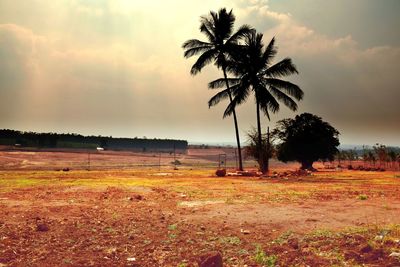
[0,169,400,266]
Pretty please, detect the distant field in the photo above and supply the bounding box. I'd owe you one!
[0,147,300,171]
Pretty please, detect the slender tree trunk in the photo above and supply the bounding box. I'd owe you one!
[222,67,243,171]
[301,160,314,170]
[266,126,270,174]
[256,101,266,174]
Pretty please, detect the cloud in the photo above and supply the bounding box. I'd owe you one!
[229,1,400,144]
[0,0,399,144]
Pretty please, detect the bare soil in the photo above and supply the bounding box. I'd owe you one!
[0,150,400,266]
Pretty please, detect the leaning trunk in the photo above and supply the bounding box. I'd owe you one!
[265,126,270,173]
[222,67,243,171]
[256,101,267,174]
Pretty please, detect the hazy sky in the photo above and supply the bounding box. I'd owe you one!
[0,0,399,145]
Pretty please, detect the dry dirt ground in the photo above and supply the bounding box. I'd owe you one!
[0,152,400,266]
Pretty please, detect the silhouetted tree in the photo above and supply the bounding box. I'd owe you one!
[209,32,303,173]
[273,113,340,170]
[182,8,252,171]
[245,128,274,169]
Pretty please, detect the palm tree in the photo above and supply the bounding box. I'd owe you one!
[182,8,252,171]
[208,31,303,174]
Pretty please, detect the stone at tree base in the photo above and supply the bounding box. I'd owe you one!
[215,169,226,177]
[197,251,223,267]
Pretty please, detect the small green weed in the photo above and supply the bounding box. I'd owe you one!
[358,194,368,200]
[168,224,178,231]
[273,230,293,244]
[220,236,241,245]
[253,245,277,267]
[308,229,335,239]
[168,233,177,239]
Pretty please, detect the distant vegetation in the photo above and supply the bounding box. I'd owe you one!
[336,143,400,170]
[0,129,188,152]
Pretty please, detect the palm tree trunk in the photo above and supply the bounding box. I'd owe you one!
[222,67,243,171]
[256,100,266,174]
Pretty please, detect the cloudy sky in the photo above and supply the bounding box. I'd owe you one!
[0,0,399,146]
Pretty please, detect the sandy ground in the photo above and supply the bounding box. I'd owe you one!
[0,151,400,266]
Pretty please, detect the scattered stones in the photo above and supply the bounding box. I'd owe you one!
[129,194,143,201]
[240,229,250,234]
[389,252,400,258]
[288,238,299,250]
[197,251,223,267]
[360,244,373,253]
[36,223,49,232]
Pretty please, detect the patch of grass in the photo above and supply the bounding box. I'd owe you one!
[272,230,293,245]
[143,239,152,245]
[238,248,249,255]
[253,245,277,267]
[219,236,241,245]
[105,227,114,233]
[168,224,178,231]
[307,229,335,239]
[62,258,73,264]
[176,263,187,267]
[168,233,177,239]
[358,194,368,200]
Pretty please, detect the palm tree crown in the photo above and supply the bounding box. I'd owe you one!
[209,31,303,117]
[182,8,252,74]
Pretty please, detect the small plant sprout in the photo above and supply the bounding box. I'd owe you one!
[253,244,278,267]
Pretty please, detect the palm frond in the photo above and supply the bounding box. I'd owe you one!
[214,8,235,40]
[223,83,250,118]
[264,78,303,100]
[262,37,277,66]
[256,86,280,115]
[264,58,298,77]
[199,19,216,43]
[183,45,212,58]
[226,24,253,44]
[269,86,298,111]
[190,49,217,75]
[208,78,240,89]
[182,39,211,49]
[208,88,231,107]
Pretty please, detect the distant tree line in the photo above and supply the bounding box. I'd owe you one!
[0,129,188,152]
[336,144,400,170]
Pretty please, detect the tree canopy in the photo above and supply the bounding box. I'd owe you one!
[273,113,340,170]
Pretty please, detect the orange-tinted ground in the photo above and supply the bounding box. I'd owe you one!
[0,150,400,266]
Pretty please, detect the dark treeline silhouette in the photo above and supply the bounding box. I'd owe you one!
[0,129,188,152]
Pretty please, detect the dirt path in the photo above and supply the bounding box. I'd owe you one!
[180,199,400,234]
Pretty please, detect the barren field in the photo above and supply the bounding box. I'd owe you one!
[1,151,400,266]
